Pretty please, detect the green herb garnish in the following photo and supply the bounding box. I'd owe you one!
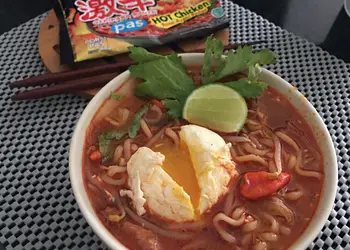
[98,134,111,156]
[128,106,149,138]
[98,131,127,161]
[222,61,268,99]
[130,53,194,99]
[162,99,182,119]
[225,80,268,99]
[129,47,163,63]
[97,106,149,160]
[129,47,194,118]
[98,38,277,158]
[110,91,122,100]
[201,36,276,84]
[202,36,224,82]
[128,37,276,119]
[101,151,114,163]
[103,131,128,140]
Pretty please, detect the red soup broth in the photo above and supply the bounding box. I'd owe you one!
[82,66,323,250]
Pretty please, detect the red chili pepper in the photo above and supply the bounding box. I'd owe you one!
[151,99,166,112]
[90,150,101,161]
[240,171,291,200]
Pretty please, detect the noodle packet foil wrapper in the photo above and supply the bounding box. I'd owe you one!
[54,0,228,63]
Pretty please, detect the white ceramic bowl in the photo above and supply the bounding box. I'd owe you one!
[69,53,338,250]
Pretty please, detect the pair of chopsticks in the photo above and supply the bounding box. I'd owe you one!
[9,41,266,101]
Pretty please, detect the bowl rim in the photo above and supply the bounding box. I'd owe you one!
[69,53,338,250]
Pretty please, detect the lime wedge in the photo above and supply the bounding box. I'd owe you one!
[183,84,248,133]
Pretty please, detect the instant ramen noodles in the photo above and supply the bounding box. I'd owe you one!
[80,38,324,250]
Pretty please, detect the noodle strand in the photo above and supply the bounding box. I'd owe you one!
[259,232,278,242]
[272,134,282,175]
[213,213,245,243]
[123,139,132,161]
[260,138,274,147]
[260,212,279,233]
[100,173,125,186]
[131,144,139,153]
[140,119,153,139]
[243,143,269,156]
[145,126,168,148]
[276,132,322,179]
[242,219,258,233]
[224,188,235,215]
[252,241,267,250]
[105,165,127,176]
[143,104,163,124]
[113,145,123,164]
[235,155,268,166]
[224,136,252,143]
[124,206,194,240]
[287,154,297,169]
[165,128,180,147]
[284,190,304,200]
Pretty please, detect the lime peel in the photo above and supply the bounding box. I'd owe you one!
[183,84,248,133]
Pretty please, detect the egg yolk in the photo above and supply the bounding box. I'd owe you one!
[152,139,200,213]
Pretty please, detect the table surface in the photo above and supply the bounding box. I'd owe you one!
[1,0,350,62]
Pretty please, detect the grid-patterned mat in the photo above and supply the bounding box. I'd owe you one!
[0,1,349,250]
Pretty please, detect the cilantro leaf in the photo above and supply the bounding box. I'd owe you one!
[97,106,149,159]
[98,130,127,158]
[127,37,277,122]
[128,106,149,138]
[110,91,122,100]
[202,36,224,81]
[98,134,111,156]
[101,152,113,163]
[202,37,277,84]
[248,63,262,80]
[129,50,193,120]
[130,53,194,100]
[128,47,163,63]
[221,48,272,98]
[225,79,268,99]
[250,48,277,65]
[104,131,127,140]
[162,99,182,119]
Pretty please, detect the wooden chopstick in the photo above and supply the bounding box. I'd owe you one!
[11,74,117,101]
[10,40,266,101]
[9,41,266,89]
[9,61,133,89]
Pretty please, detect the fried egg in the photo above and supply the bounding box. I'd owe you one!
[121,125,237,222]
[123,147,195,222]
[179,125,238,214]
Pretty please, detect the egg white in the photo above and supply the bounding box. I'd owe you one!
[179,125,237,214]
[122,147,195,222]
[121,125,237,222]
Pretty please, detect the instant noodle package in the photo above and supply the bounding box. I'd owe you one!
[54,0,228,63]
